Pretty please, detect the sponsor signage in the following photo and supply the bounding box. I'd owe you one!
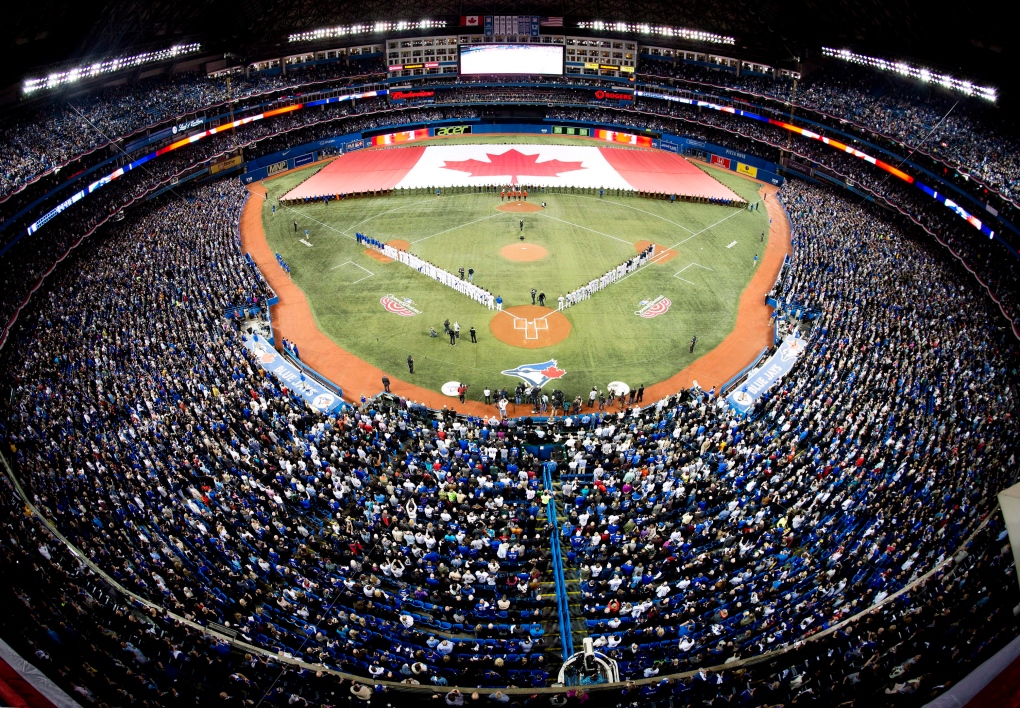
[396,63,439,71]
[583,62,600,70]
[266,160,288,176]
[370,128,429,146]
[594,89,633,102]
[209,155,242,175]
[711,154,732,170]
[599,64,620,71]
[241,335,344,414]
[172,117,205,135]
[434,125,472,136]
[661,140,678,153]
[621,66,635,73]
[390,90,435,100]
[294,153,314,167]
[726,334,805,415]
[345,139,365,151]
[737,162,758,177]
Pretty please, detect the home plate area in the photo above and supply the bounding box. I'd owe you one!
[490,306,571,348]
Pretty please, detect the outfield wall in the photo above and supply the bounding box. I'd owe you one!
[238,120,785,187]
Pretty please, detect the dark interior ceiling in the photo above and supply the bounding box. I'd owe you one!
[3,0,1014,94]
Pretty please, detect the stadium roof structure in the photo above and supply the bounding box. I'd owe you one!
[0,0,1013,95]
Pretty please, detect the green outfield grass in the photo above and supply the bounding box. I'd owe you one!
[260,144,769,401]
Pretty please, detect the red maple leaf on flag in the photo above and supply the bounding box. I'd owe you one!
[440,149,586,184]
[541,365,566,380]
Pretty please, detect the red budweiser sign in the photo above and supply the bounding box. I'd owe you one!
[391,90,435,100]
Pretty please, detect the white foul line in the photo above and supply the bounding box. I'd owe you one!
[726,240,738,249]
[673,262,714,284]
[411,214,501,244]
[572,193,696,235]
[614,208,745,285]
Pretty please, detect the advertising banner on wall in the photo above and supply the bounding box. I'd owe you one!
[727,333,805,415]
[241,334,344,414]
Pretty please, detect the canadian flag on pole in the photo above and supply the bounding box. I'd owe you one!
[460,15,481,26]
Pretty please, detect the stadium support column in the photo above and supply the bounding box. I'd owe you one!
[281,58,286,76]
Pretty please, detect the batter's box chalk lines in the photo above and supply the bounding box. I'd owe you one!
[673,263,714,284]
[504,312,550,340]
[330,260,375,284]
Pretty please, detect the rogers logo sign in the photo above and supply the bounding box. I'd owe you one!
[391,90,435,100]
[594,90,633,101]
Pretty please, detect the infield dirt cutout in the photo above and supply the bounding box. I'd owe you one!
[501,243,548,262]
[364,239,412,263]
[490,305,571,348]
[635,239,678,264]
[497,202,542,213]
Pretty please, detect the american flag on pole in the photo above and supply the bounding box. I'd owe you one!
[539,16,564,27]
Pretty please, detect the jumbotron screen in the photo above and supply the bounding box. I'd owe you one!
[459,44,564,76]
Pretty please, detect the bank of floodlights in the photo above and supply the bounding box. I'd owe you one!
[576,21,735,45]
[822,48,997,102]
[23,43,202,95]
[288,20,447,43]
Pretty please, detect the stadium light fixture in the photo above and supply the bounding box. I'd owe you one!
[576,21,735,45]
[288,20,447,43]
[822,48,997,102]
[23,43,202,95]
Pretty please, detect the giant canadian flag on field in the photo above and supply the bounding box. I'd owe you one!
[281,144,744,201]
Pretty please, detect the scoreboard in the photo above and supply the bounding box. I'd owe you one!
[484,15,540,37]
[552,126,590,137]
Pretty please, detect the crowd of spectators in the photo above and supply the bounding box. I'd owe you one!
[562,179,1019,691]
[0,175,1016,705]
[0,57,386,200]
[642,59,1020,210]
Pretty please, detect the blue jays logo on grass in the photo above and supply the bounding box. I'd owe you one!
[501,360,566,388]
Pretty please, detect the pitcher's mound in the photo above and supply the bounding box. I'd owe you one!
[635,239,678,264]
[497,202,542,213]
[491,305,571,349]
[501,243,548,262]
[364,239,412,263]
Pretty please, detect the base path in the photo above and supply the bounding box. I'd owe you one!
[490,305,571,348]
[243,168,791,414]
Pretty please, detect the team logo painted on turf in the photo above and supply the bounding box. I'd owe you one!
[380,295,421,317]
[636,296,672,318]
[441,381,462,397]
[501,360,566,388]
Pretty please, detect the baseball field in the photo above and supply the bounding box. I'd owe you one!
[256,137,775,403]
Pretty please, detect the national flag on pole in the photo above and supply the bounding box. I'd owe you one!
[460,15,481,26]
[539,16,564,27]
